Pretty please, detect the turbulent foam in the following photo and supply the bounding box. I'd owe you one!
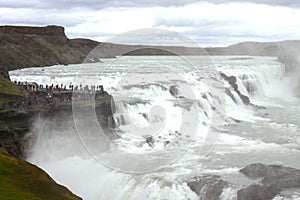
[13,56,288,154]
[11,55,298,199]
[217,56,286,100]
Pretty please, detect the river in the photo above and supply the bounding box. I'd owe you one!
[9,55,300,199]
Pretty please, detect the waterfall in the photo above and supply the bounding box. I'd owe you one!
[10,55,295,200]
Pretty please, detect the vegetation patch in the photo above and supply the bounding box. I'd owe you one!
[0,78,22,96]
[0,148,81,200]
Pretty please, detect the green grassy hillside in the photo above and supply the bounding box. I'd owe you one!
[0,78,24,104]
[0,148,81,200]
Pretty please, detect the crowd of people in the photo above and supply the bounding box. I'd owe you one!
[0,81,105,111]
[14,81,104,93]
[0,101,26,111]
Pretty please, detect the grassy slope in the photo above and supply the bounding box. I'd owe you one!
[0,148,81,200]
[0,78,24,104]
[0,78,21,96]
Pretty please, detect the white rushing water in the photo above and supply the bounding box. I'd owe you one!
[10,56,300,199]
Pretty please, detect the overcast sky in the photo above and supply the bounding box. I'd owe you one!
[1,0,300,46]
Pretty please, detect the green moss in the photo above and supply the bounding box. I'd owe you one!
[0,78,22,96]
[0,148,81,200]
[0,78,24,104]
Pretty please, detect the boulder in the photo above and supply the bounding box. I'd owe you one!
[238,163,300,200]
[237,184,280,200]
[187,175,228,200]
[169,85,179,98]
[240,163,300,179]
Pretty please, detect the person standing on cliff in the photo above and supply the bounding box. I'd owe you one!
[60,93,64,102]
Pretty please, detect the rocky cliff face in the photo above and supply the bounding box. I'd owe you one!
[0,89,114,159]
[0,25,67,45]
[0,25,99,73]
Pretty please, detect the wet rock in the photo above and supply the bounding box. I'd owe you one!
[169,85,179,98]
[145,136,154,147]
[240,163,270,178]
[238,163,300,200]
[220,72,250,105]
[187,175,228,200]
[201,94,207,99]
[237,184,280,200]
[262,174,300,189]
[241,163,300,189]
[141,113,148,121]
[164,141,170,147]
[225,88,237,103]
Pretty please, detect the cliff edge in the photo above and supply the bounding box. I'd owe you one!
[0,25,103,200]
[0,25,100,75]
